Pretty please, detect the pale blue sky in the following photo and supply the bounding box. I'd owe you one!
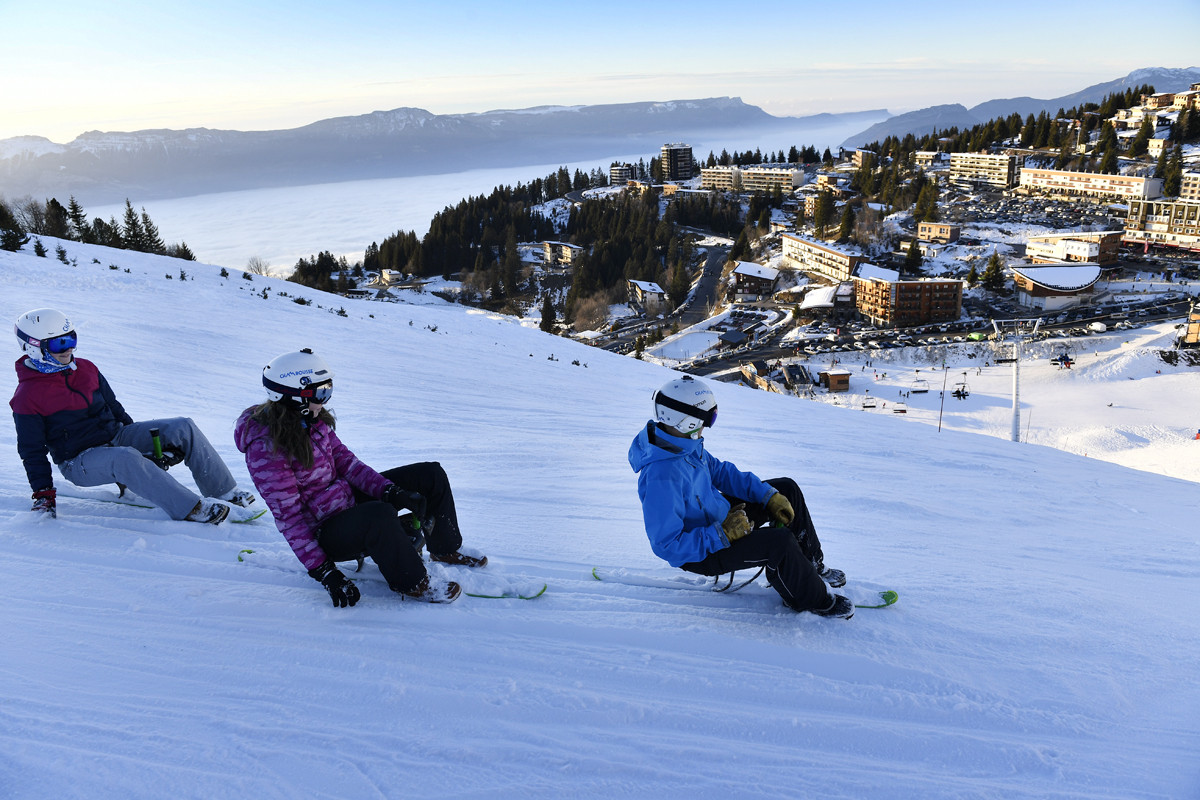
[3,0,1197,142]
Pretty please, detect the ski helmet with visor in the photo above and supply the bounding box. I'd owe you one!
[262,348,334,406]
[653,375,717,437]
[15,308,77,372]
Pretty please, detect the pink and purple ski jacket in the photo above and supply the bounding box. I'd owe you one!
[234,407,391,570]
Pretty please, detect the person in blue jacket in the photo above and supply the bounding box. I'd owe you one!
[10,308,254,523]
[628,375,853,619]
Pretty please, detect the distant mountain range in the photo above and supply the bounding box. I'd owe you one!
[0,99,882,205]
[840,66,1200,149]
[4,67,1196,205]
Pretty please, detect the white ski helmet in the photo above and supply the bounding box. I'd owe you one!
[262,348,334,405]
[15,308,76,362]
[653,375,717,435]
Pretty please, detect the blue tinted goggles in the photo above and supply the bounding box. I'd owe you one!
[45,332,78,354]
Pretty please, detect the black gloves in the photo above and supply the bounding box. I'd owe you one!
[308,560,360,608]
[32,488,56,518]
[381,484,427,521]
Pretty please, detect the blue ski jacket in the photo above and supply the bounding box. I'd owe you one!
[628,421,776,567]
[10,357,133,491]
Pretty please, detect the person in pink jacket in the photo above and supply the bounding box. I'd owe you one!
[234,349,485,607]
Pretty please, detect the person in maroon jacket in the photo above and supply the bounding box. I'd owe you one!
[10,308,254,524]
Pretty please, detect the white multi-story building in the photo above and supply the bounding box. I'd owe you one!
[699,164,802,193]
[780,233,865,282]
[1018,168,1163,201]
[609,163,636,186]
[949,152,1016,189]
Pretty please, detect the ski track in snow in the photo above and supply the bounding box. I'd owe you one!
[1,240,1199,799]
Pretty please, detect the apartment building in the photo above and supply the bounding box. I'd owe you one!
[542,241,583,267]
[609,163,636,185]
[700,165,738,191]
[742,165,803,193]
[1124,199,1200,251]
[1180,171,1200,202]
[628,280,667,313]
[731,261,780,300]
[780,233,865,282]
[853,265,963,327]
[1017,168,1163,201]
[699,164,803,193]
[917,222,960,243]
[660,143,694,181]
[1025,231,1122,266]
[949,152,1017,189]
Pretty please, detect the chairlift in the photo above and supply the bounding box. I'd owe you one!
[892,402,908,414]
[862,394,877,409]
[952,382,970,399]
[910,378,930,394]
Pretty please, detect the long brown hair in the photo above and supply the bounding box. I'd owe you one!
[250,401,336,469]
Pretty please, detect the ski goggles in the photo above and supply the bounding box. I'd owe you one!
[263,377,333,404]
[44,332,78,353]
[303,381,334,404]
[15,326,77,354]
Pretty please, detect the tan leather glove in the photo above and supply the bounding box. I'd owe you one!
[722,504,752,542]
[766,492,794,527]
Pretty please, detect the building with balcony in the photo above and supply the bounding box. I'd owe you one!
[628,280,667,313]
[1025,231,1122,266]
[1180,171,1200,202]
[700,165,738,191]
[780,233,866,282]
[1124,199,1200,251]
[949,152,1017,189]
[731,261,779,300]
[542,241,583,267]
[1018,168,1163,201]
[609,163,636,185]
[700,164,803,193]
[742,165,803,194]
[660,143,694,181]
[852,265,964,327]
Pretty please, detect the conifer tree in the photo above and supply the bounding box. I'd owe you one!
[121,200,145,251]
[905,238,922,271]
[982,252,1006,291]
[67,197,90,242]
[1098,148,1118,175]
[141,209,167,254]
[1164,147,1184,196]
[837,204,856,242]
[540,294,556,333]
[1129,116,1153,158]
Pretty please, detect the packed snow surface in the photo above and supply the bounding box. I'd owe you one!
[1,240,1198,799]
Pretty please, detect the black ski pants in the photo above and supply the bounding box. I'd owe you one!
[316,462,463,594]
[681,477,830,612]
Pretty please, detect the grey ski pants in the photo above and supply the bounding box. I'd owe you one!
[58,417,237,520]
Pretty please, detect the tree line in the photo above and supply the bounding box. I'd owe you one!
[0,195,195,258]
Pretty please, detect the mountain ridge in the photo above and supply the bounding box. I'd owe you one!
[0,98,883,205]
[840,65,1200,148]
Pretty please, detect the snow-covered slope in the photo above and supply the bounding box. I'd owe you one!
[1,241,1198,799]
